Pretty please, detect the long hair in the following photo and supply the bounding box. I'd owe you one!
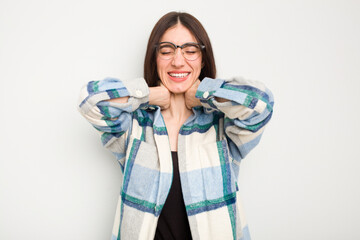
[144,12,216,87]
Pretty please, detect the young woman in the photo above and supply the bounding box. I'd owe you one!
[78,11,274,240]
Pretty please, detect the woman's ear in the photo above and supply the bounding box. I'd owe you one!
[201,62,205,68]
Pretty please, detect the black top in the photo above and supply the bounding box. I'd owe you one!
[154,152,192,240]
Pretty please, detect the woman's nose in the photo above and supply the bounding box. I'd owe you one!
[171,48,185,67]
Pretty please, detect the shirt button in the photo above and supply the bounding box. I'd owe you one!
[135,90,142,97]
[203,91,209,98]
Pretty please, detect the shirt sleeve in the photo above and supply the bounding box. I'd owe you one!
[195,77,274,161]
[78,77,149,170]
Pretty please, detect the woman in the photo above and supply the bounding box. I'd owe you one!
[78,12,274,240]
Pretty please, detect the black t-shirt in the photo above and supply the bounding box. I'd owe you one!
[154,152,192,240]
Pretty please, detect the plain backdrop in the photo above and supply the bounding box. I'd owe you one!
[1,0,360,239]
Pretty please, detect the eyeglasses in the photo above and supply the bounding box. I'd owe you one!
[156,42,205,61]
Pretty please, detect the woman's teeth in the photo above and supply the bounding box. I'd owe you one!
[169,73,190,78]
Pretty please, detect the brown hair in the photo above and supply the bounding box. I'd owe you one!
[144,12,216,87]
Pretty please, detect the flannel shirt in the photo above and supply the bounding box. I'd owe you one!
[78,77,274,240]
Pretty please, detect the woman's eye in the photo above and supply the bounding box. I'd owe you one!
[183,46,198,53]
[159,47,174,55]
[185,51,196,55]
[160,51,172,55]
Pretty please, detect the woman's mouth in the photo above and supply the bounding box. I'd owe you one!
[169,72,190,78]
[168,72,190,82]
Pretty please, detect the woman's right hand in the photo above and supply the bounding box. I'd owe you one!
[185,79,201,109]
[149,84,171,110]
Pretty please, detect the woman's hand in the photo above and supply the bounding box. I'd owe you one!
[185,79,202,110]
[149,84,171,110]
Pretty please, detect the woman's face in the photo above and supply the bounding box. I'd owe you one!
[156,24,202,94]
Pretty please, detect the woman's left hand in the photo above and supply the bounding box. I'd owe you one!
[185,79,202,110]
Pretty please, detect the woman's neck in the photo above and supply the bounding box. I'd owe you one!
[161,93,192,121]
[161,92,192,151]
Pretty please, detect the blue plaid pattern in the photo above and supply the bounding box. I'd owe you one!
[78,77,274,240]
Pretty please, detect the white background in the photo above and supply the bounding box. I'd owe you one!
[1,0,360,239]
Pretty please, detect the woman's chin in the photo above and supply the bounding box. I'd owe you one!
[164,81,194,94]
[167,86,190,94]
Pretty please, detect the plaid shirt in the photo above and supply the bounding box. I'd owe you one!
[78,77,274,240]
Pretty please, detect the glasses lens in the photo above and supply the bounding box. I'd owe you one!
[182,43,202,61]
[158,43,175,60]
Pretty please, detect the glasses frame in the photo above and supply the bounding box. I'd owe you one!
[156,41,205,61]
